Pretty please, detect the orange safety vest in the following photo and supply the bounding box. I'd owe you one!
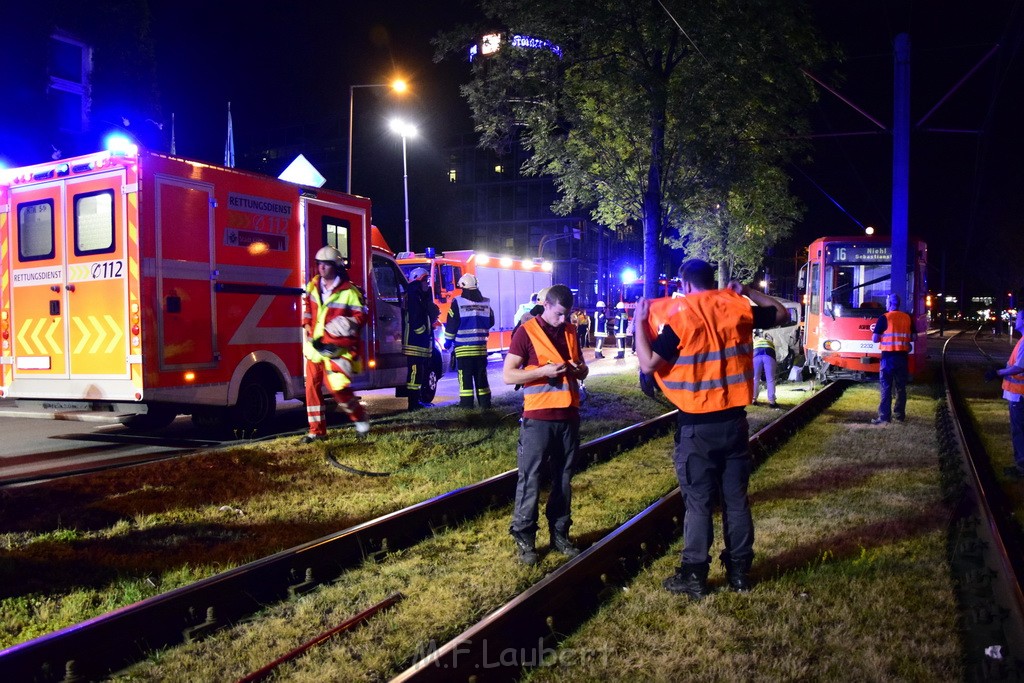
[521,317,581,412]
[644,290,754,413]
[1003,337,1024,396]
[879,310,913,352]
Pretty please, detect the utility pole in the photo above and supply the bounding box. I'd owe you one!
[890,33,910,312]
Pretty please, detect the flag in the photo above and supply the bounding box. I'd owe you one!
[224,102,235,168]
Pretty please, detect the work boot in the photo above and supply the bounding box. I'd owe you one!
[594,351,604,359]
[407,396,424,411]
[510,530,539,565]
[460,398,475,409]
[663,563,709,599]
[299,434,323,444]
[354,421,370,440]
[870,417,890,425]
[549,527,580,558]
[479,395,492,410]
[721,552,753,593]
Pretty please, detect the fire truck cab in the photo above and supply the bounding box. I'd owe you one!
[0,145,412,431]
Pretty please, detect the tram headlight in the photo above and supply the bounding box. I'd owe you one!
[823,340,842,351]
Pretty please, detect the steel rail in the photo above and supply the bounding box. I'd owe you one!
[393,380,849,681]
[941,332,1024,636]
[0,412,677,681]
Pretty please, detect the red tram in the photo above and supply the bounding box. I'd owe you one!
[799,235,927,381]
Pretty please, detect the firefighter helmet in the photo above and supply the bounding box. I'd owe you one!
[408,267,429,282]
[537,287,551,304]
[314,246,345,266]
[616,302,625,310]
[596,300,606,308]
[457,273,478,289]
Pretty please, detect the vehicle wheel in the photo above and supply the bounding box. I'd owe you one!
[231,377,277,431]
[123,405,177,431]
[420,366,439,404]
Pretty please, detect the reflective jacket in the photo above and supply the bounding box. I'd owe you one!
[753,335,776,354]
[403,287,439,358]
[1004,337,1024,396]
[302,276,366,358]
[645,290,754,413]
[522,317,581,412]
[879,310,913,353]
[444,295,493,357]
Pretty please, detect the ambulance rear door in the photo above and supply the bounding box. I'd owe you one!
[8,166,132,397]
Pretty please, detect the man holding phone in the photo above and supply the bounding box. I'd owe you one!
[503,284,589,565]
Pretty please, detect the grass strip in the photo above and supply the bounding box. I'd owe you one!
[1,370,696,648]
[526,381,962,681]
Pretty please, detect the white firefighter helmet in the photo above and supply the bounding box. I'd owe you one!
[596,300,606,308]
[536,287,551,304]
[408,267,429,282]
[615,301,625,310]
[314,246,345,266]
[457,273,478,289]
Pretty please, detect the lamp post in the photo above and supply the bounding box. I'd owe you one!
[389,118,418,253]
[347,79,407,194]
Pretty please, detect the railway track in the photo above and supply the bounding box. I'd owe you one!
[941,328,1024,674]
[391,379,849,681]
[1,410,681,680]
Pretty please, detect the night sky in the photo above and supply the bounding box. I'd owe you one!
[144,0,1023,298]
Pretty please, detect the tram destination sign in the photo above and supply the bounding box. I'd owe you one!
[827,245,891,263]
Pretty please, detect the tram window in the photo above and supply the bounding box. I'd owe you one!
[825,263,891,317]
[808,263,820,314]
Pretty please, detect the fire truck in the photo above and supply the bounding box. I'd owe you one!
[0,145,421,430]
[396,249,553,353]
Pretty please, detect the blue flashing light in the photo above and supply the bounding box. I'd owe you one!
[104,133,138,157]
[425,247,436,259]
[621,268,639,285]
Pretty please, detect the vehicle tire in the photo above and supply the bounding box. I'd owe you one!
[231,377,277,431]
[123,405,177,431]
[420,350,441,404]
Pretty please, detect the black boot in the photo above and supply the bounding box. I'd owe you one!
[407,395,424,411]
[510,529,539,565]
[479,395,492,410]
[663,562,709,599]
[720,552,753,593]
[549,527,580,558]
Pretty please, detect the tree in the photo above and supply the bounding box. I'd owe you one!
[438,0,825,295]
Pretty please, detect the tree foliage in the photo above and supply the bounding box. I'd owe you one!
[437,0,827,292]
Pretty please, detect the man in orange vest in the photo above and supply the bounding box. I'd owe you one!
[986,310,1024,477]
[870,293,916,424]
[503,284,589,565]
[635,259,788,598]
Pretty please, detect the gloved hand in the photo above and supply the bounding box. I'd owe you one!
[984,367,1000,382]
[443,339,453,351]
[312,338,340,358]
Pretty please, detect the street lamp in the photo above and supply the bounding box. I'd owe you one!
[347,78,408,194]
[389,118,418,253]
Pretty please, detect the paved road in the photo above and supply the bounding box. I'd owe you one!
[0,350,634,486]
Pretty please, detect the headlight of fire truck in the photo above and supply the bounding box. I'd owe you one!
[823,340,842,351]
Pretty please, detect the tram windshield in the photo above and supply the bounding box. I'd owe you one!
[824,245,892,318]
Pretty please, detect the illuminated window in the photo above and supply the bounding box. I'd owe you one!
[494,165,503,174]
[448,169,457,183]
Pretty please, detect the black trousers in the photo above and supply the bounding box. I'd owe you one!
[456,354,490,407]
[510,417,579,537]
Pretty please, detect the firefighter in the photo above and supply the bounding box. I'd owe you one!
[300,246,370,442]
[444,273,495,408]
[635,258,788,598]
[870,293,915,424]
[593,301,609,358]
[404,267,440,411]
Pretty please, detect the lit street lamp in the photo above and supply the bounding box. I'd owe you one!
[389,118,418,253]
[347,78,407,194]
